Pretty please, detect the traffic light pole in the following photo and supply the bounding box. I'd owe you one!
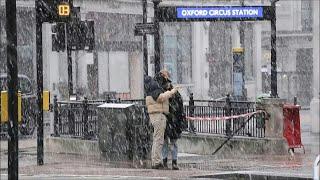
[67,34,73,98]
[153,0,161,74]
[6,0,19,178]
[35,0,44,166]
[239,0,246,99]
[67,4,74,98]
[271,0,278,98]
[143,0,148,76]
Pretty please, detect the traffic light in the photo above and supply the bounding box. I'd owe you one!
[52,23,66,52]
[68,20,95,51]
[84,20,95,51]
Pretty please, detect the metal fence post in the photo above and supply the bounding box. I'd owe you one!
[225,94,232,136]
[68,103,75,135]
[53,95,59,137]
[106,94,111,103]
[189,93,195,133]
[83,97,89,139]
[294,96,297,105]
[189,93,194,116]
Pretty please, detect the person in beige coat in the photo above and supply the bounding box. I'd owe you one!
[144,75,179,169]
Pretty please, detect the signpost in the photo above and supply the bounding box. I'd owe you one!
[142,0,148,76]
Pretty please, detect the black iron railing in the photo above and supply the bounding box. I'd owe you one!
[53,96,100,139]
[185,93,265,138]
[53,94,266,139]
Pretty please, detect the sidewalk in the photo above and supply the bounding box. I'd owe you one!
[0,110,318,179]
[1,137,317,179]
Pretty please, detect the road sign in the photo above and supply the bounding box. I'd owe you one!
[134,23,155,36]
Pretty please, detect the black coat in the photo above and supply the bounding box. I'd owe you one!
[165,91,187,139]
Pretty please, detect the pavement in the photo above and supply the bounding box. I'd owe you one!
[0,109,319,179]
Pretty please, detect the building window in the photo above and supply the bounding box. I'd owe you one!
[301,0,313,32]
[161,23,192,84]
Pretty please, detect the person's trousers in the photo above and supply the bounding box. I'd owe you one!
[149,113,167,166]
[162,137,178,160]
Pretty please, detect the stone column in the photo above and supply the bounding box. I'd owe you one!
[129,51,143,99]
[254,23,262,96]
[192,22,209,99]
[311,0,320,133]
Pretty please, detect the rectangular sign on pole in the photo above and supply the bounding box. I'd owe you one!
[134,23,155,36]
[158,6,273,22]
[177,7,263,19]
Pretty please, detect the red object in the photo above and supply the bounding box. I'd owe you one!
[283,104,304,149]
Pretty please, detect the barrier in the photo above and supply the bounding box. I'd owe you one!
[186,110,267,138]
[283,104,304,152]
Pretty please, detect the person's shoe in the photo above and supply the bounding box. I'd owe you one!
[172,160,179,170]
[151,163,164,169]
[163,158,168,169]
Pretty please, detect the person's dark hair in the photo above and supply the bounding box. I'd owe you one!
[144,75,164,101]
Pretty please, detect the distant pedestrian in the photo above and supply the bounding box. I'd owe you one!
[154,70,187,170]
[144,75,179,169]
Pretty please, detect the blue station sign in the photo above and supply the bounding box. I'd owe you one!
[158,6,273,22]
[177,7,263,19]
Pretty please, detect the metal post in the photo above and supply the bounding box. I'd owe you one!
[6,0,19,178]
[189,93,194,117]
[189,93,195,133]
[271,1,278,98]
[68,104,75,135]
[153,0,161,74]
[53,95,59,136]
[66,1,74,99]
[143,0,148,76]
[225,94,232,136]
[106,94,111,103]
[239,0,246,99]
[83,97,89,139]
[67,40,73,98]
[35,0,44,166]
[294,96,297,105]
